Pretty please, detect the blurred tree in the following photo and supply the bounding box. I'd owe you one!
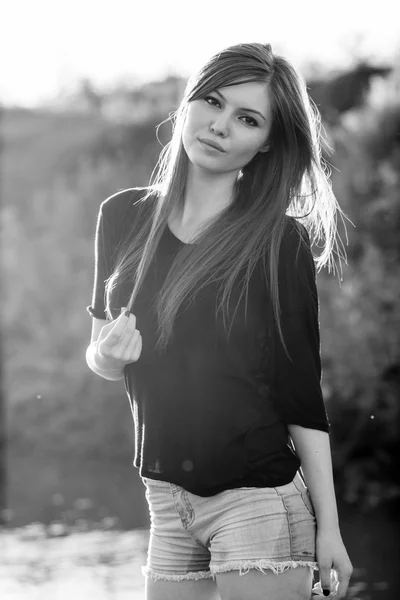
[307,61,392,124]
[319,69,400,506]
[0,101,7,524]
[0,352,5,525]
[334,362,400,508]
[78,78,104,116]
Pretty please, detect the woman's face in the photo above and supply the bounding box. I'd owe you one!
[182,81,272,175]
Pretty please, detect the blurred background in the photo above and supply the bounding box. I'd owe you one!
[1,0,399,598]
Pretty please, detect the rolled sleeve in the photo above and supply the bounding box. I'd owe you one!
[86,202,111,320]
[273,221,330,433]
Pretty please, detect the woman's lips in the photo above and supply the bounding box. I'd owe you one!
[198,138,225,152]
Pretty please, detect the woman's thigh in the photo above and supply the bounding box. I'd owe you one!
[142,476,220,598]
[146,576,221,600]
[215,565,313,600]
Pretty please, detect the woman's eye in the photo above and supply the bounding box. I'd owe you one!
[204,97,257,127]
[205,96,220,107]
[241,116,258,127]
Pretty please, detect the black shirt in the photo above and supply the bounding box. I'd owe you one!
[87,187,330,496]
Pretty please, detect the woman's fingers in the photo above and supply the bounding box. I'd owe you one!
[336,562,353,599]
[98,310,140,361]
[318,561,332,596]
[110,309,136,338]
[124,329,142,362]
[113,313,138,355]
[117,320,140,360]
[97,309,132,344]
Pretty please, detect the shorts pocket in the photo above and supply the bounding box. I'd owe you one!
[300,490,316,517]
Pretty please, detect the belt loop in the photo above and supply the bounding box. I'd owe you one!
[170,482,181,494]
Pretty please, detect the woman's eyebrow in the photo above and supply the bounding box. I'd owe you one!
[214,89,266,121]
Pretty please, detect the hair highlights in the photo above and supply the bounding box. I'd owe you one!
[105,42,348,357]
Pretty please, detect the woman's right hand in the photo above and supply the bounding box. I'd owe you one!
[96,307,143,368]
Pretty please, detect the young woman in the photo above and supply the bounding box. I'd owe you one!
[86,42,353,600]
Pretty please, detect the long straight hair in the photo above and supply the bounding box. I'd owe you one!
[105,42,348,357]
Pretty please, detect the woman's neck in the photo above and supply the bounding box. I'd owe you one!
[177,166,238,227]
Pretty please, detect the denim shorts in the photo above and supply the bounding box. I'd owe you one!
[141,470,318,582]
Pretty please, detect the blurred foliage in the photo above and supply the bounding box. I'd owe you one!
[1,62,400,517]
[307,61,392,125]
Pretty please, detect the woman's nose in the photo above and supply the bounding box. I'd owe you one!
[210,118,228,137]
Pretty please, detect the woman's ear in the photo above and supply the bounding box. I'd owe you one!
[259,143,270,154]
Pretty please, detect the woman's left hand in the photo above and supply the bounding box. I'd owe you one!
[313,527,353,598]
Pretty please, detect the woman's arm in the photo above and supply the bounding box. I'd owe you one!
[288,424,353,598]
[288,425,338,528]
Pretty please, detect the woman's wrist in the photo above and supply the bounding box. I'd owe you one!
[316,518,341,532]
[311,498,340,532]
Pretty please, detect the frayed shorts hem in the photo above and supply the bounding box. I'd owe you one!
[141,566,213,582]
[141,559,318,582]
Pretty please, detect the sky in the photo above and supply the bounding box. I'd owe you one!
[1,0,399,107]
